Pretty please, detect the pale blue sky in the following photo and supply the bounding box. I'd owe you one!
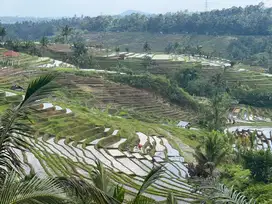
[1,0,265,17]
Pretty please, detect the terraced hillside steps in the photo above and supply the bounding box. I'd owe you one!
[0,67,200,202]
[14,127,199,202]
[58,74,196,121]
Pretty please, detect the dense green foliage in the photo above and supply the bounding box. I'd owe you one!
[189,131,228,176]
[242,150,272,183]
[2,4,272,41]
[232,88,272,107]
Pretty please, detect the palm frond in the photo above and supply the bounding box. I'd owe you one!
[132,165,163,204]
[167,192,178,204]
[19,73,56,109]
[0,74,56,178]
[200,181,255,204]
[137,165,164,196]
[128,195,156,204]
[0,171,67,204]
[113,185,125,203]
[57,176,119,204]
[92,160,111,193]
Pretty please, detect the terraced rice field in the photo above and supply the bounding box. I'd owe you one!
[0,89,200,202]
[57,73,196,121]
[104,52,231,68]
[0,48,74,69]
[224,70,272,89]
[0,63,204,202]
[21,128,198,202]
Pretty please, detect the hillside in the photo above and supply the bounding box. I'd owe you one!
[2,2,272,203]
[1,43,272,202]
[0,63,204,202]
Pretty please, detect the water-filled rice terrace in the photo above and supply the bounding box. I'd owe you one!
[0,68,201,203]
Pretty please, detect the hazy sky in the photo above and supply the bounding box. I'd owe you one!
[1,0,266,17]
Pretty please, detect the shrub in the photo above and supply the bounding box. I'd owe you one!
[242,150,272,183]
[245,183,272,203]
[220,164,251,191]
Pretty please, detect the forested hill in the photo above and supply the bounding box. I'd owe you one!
[3,3,272,40]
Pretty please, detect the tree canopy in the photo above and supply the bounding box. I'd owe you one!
[2,4,272,40]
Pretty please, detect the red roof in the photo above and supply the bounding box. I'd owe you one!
[3,51,19,57]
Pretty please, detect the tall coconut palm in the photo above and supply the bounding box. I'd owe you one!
[143,41,151,54]
[61,25,73,43]
[0,74,57,180]
[40,36,49,47]
[0,27,7,41]
[0,171,68,204]
[40,36,49,56]
[115,46,120,56]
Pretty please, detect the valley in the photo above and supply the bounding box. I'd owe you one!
[0,3,272,203]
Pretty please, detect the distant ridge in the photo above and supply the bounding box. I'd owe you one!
[0,16,58,24]
[119,10,151,16]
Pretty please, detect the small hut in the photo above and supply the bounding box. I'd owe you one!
[177,121,191,129]
[3,50,20,57]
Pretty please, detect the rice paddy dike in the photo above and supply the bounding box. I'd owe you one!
[0,47,272,202]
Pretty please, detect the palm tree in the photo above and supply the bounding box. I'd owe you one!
[0,74,56,179]
[0,171,68,204]
[115,47,120,56]
[194,131,228,175]
[40,36,49,56]
[40,36,49,48]
[196,45,202,56]
[61,25,73,43]
[0,27,7,42]
[0,74,67,204]
[143,42,151,54]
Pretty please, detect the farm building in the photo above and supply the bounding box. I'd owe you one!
[177,121,191,129]
[2,50,20,66]
[3,50,20,57]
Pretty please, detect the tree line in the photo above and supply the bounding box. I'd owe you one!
[2,4,272,40]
